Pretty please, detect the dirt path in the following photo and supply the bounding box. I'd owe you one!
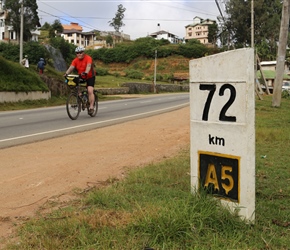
[0,105,190,245]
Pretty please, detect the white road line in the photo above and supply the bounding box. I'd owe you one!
[0,103,188,142]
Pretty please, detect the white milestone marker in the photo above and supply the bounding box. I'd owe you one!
[189,48,255,221]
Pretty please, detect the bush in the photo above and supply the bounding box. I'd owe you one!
[24,42,50,64]
[124,69,144,79]
[88,48,107,61]
[0,43,19,62]
[155,73,163,81]
[177,43,208,58]
[162,73,174,82]
[75,37,216,64]
[132,37,160,58]
[86,49,97,59]
[96,67,109,76]
[112,72,121,77]
[157,46,174,58]
[0,41,49,64]
[49,37,75,64]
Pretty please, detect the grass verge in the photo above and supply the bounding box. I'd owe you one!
[3,95,290,249]
[0,94,127,111]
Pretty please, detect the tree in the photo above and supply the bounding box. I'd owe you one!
[208,23,219,45]
[224,0,282,59]
[49,37,75,64]
[49,19,63,38]
[40,22,51,30]
[4,0,40,42]
[105,35,113,47]
[272,0,290,107]
[108,4,126,32]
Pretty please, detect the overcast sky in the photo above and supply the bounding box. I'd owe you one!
[37,0,224,40]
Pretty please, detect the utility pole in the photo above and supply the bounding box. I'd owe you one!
[153,49,157,93]
[251,0,254,48]
[19,0,24,64]
[272,0,290,107]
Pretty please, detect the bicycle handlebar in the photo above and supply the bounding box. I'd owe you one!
[65,74,87,87]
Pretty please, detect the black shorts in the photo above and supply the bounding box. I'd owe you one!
[86,76,95,87]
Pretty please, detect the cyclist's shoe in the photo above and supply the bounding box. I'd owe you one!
[88,108,94,115]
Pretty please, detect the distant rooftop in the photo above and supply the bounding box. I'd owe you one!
[62,22,82,31]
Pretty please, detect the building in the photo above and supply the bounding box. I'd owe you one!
[260,61,290,73]
[259,61,290,87]
[149,30,182,44]
[61,22,85,47]
[185,16,216,45]
[0,0,40,43]
[61,22,130,48]
[0,1,16,42]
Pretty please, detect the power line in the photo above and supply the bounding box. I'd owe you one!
[37,0,97,30]
[40,0,217,2]
[54,16,212,22]
[37,0,220,35]
[215,0,225,22]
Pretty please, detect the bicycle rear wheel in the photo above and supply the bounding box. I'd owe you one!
[66,92,81,120]
[88,92,99,117]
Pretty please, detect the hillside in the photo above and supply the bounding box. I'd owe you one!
[96,55,190,79]
[0,55,191,96]
[0,56,49,92]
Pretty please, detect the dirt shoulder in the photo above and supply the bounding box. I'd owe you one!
[0,105,190,245]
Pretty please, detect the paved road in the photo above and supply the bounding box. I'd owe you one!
[0,93,189,148]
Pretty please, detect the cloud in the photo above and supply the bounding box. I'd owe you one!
[37,0,221,40]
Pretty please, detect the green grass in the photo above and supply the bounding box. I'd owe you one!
[257,70,290,80]
[0,55,174,111]
[0,94,126,111]
[0,56,49,92]
[96,75,156,88]
[0,73,170,111]
[3,95,290,249]
[0,96,67,111]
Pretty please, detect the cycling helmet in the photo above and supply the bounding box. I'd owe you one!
[75,46,85,53]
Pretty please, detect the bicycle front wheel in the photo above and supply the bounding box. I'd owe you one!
[66,93,81,120]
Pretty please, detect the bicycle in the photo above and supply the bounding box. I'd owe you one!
[65,74,98,120]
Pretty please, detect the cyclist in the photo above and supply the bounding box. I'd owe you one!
[64,46,96,115]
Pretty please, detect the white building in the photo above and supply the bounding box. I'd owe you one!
[149,30,182,44]
[0,1,16,42]
[61,22,130,48]
[0,0,40,43]
[185,16,216,45]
